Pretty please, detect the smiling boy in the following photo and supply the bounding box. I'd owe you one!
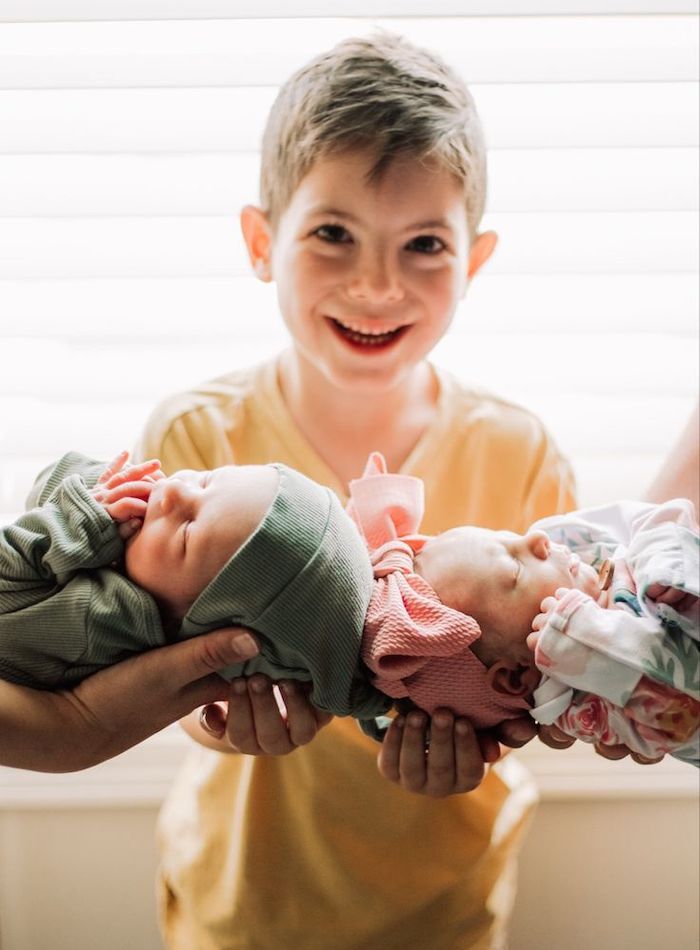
[137,34,575,950]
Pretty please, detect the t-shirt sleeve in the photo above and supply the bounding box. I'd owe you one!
[135,397,234,474]
[521,426,577,526]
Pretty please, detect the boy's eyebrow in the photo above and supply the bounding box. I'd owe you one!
[309,205,359,223]
[405,218,453,231]
[309,206,454,232]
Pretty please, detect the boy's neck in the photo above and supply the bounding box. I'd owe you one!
[278,350,439,485]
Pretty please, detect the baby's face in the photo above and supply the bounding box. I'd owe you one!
[414,526,600,661]
[124,467,244,621]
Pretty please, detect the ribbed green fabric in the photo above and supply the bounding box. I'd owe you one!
[3,453,391,721]
[181,465,390,719]
[0,453,165,689]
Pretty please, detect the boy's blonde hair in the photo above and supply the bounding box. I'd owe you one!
[260,33,487,237]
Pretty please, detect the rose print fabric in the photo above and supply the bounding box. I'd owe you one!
[530,500,699,765]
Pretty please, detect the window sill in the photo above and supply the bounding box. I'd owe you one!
[0,725,696,809]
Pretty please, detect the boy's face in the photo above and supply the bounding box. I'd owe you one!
[124,468,243,621]
[244,149,493,394]
[414,526,600,662]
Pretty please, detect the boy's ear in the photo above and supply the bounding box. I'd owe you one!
[486,658,538,698]
[240,205,273,282]
[467,230,498,280]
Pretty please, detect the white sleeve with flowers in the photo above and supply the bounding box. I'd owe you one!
[531,589,699,765]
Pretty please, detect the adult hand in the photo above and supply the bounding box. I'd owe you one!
[377,709,493,797]
[186,674,332,755]
[0,628,260,772]
[536,723,663,764]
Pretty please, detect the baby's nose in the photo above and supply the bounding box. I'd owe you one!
[524,530,550,560]
[160,476,197,514]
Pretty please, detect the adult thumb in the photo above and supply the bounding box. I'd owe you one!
[168,628,260,709]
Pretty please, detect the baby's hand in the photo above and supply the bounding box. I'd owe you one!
[91,451,163,539]
[528,587,571,649]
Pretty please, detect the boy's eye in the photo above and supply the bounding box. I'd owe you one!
[314,224,352,244]
[406,235,445,254]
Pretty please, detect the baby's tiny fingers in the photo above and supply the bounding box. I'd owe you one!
[99,479,156,503]
[117,518,142,540]
[527,629,541,649]
[143,469,166,483]
[97,450,130,484]
[101,459,161,489]
[105,497,148,522]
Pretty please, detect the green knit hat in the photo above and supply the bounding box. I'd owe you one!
[179,465,391,720]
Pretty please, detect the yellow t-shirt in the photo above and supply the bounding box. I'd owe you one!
[138,359,576,950]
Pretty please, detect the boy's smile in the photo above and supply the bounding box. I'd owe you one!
[242,149,496,396]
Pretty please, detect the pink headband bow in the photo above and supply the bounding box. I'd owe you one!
[347,453,530,729]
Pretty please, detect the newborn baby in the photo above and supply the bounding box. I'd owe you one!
[1,451,697,764]
[374,485,699,765]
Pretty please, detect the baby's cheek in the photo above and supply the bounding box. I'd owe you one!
[576,567,600,598]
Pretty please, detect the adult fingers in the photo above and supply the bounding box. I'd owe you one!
[376,716,404,785]
[158,629,259,710]
[246,675,297,755]
[277,681,328,746]
[199,702,228,740]
[451,717,487,793]
[417,710,459,797]
[378,711,486,797]
[630,752,665,765]
[420,711,485,797]
[69,628,260,760]
[397,711,431,793]
[538,723,577,751]
[593,741,629,761]
[496,715,538,749]
[222,679,260,753]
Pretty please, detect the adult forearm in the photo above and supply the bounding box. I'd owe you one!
[645,404,699,511]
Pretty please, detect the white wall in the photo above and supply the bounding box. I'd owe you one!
[0,3,698,949]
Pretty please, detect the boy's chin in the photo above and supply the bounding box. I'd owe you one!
[321,359,419,397]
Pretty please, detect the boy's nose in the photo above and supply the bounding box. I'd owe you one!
[523,530,550,560]
[346,253,404,304]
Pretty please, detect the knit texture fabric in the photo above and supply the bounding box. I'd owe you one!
[350,453,531,729]
[180,463,391,720]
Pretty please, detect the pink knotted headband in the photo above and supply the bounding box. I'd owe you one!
[347,453,531,730]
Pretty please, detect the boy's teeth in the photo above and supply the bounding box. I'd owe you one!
[332,318,403,345]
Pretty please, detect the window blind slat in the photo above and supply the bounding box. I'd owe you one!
[1,335,695,401]
[0,16,696,86]
[1,83,697,153]
[2,392,692,457]
[1,212,696,279]
[1,149,697,216]
[0,1,696,23]
[1,274,697,338]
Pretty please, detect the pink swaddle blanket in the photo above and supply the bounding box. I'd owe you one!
[347,453,530,729]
